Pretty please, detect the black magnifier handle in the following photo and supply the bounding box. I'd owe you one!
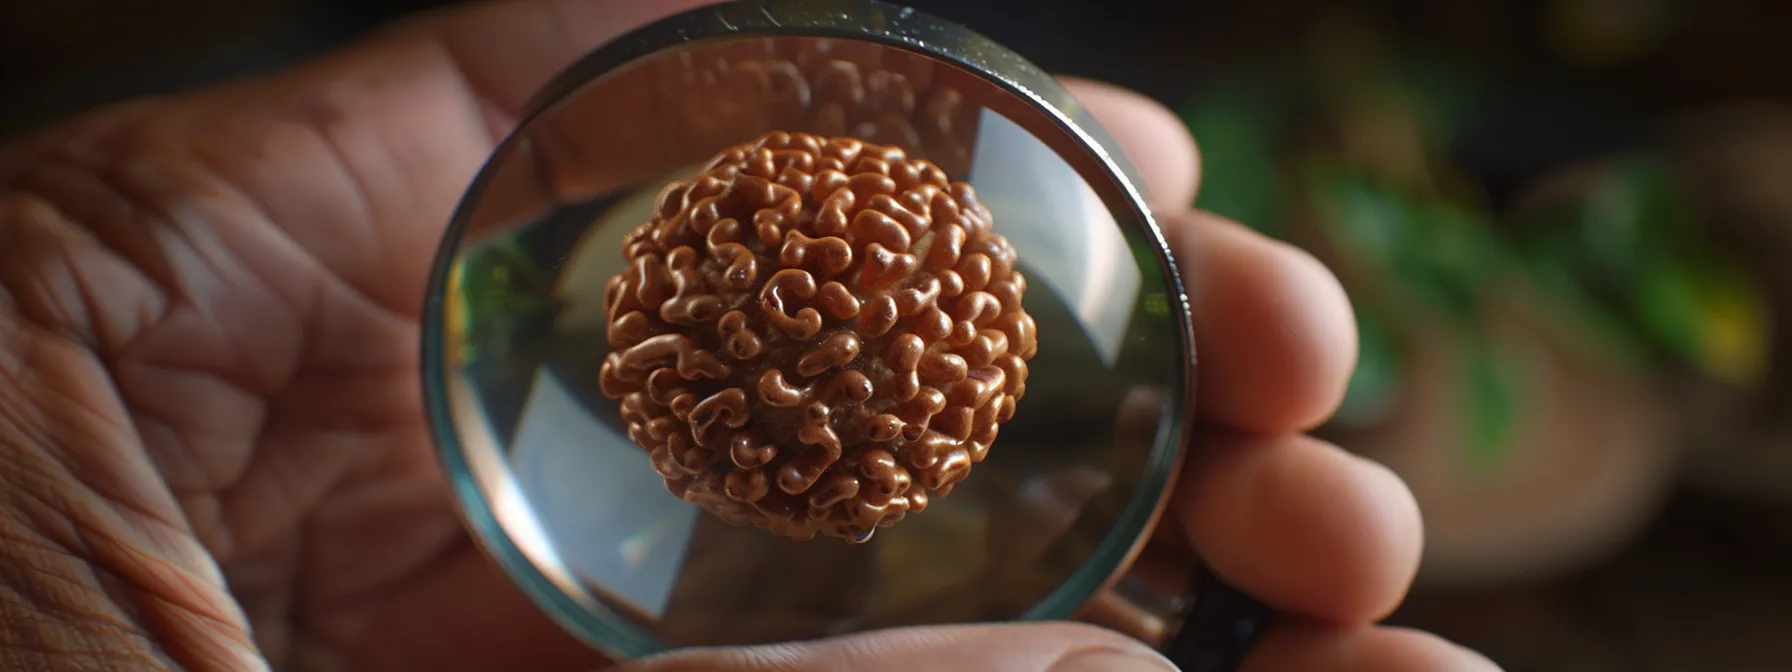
[1162,567,1276,672]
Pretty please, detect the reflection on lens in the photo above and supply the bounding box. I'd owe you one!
[428,27,1186,657]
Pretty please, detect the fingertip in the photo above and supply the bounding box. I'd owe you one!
[1060,76,1202,210]
[622,622,1166,672]
[1338,452,1427,619]
[1251,237,1360,430]
[1167,210,1358,433]
[1244,623,1503,672]
[1180,433,1423,623]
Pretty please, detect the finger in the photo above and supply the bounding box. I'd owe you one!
[622,622,1176,672]
[1060,77,1203,210]
[404,0,724,127]
[1243,623,1503,672]
[1167,209,1359,432]
[1049,82,1357,432]
[1176,431,1423,623]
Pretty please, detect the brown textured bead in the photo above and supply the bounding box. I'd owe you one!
[599,130,1038,543]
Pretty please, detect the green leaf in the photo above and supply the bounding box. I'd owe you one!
[1317,173,1407,268]
[455,235,557,364]
[1392,51,1491,147]
[1333,309,1404,428]
[1574,163,1648,275]
[1677,261,1772,385]
[1630,259,1707,363]
[1523,253,1655,366]
[1179,84,1289,236]
[1460,336,1519,476]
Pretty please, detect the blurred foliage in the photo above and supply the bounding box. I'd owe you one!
[1307,169,1526,473]
[1512,157,1772,386]
[1177,76,1292,238]
[450,234,557,364]
[1178,17,1770,470]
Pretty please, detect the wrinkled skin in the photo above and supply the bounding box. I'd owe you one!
[0,1,1499,671]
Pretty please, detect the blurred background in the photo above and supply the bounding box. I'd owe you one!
[6,0,1789,669]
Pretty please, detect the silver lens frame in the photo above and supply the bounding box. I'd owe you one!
[420,0,1252,666]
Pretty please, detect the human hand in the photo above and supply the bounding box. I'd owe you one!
[0,1,1498,670]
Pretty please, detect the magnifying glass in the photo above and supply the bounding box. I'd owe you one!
[420,1,1270,668]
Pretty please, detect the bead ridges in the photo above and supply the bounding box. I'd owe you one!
[599,131,1037,543]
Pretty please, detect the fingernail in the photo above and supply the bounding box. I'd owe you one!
[1050,648,1179,672]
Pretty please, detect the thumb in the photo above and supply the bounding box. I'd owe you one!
[616,622,1178,671]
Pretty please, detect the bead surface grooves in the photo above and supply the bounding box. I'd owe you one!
[599,130,1038,543]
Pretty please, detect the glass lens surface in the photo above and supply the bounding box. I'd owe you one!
[425,33,1188,656]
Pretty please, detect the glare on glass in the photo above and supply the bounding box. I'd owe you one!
[422,3,1193,659]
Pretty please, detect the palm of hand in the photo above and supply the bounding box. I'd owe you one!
[0,28,602,671]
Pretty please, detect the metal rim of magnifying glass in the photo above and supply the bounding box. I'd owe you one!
[418,0,1273,669]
